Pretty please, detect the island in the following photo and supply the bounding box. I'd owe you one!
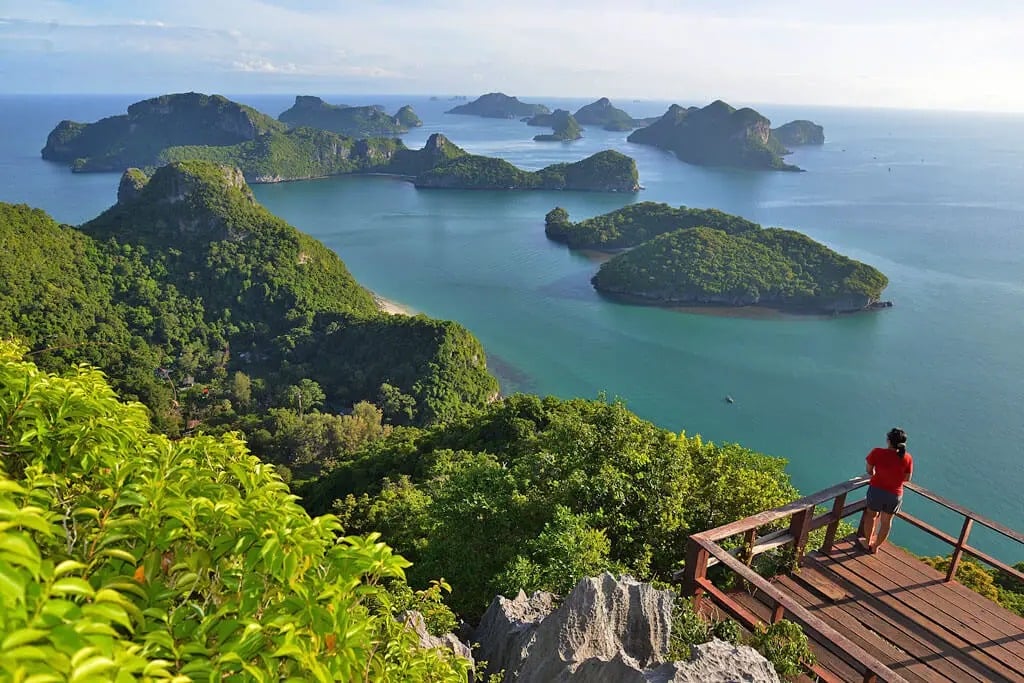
[545,201,759,249]
[771,119,825,146]
[627,100,799,171]
[446,92,550,119]
[41,92,285,172]
[571,97,659,131]
[40,93,639,192]
[278,95,421,137]
[547,203,889,313]
[526,109,583,141]
[414,149,638,191]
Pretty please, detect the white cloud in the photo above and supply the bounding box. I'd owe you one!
[1,1,1023,110]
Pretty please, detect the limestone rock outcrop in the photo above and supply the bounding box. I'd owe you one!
[402,610,475,670]
[474,573,779,682]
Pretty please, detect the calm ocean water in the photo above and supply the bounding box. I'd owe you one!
[2,93,1021,560]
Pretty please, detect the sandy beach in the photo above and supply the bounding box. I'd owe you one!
[372,292,417,316]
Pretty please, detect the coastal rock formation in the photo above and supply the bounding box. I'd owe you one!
[627,101,799,171]
[447,92,550,119]
[475,573,780,682]
[573,97,639,131]
[529,109,583,141]
[278,95,420,137]
[414,149,639,192]
[771,119,825,146]
[41,92,284,172]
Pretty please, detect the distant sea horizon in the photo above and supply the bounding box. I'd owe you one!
[2,92,1022,562]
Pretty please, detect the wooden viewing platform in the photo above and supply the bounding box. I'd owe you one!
[678,476,1024,682]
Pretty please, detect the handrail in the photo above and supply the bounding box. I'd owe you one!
[898,482,1024,584]
[700,476,870,542]
[694,536,906,682]
[903,481,1024,544]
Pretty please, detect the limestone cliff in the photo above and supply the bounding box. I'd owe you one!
[627,100,799,171]
[447,92,550,118]
[771,119,825,146]
[41,92,285,172]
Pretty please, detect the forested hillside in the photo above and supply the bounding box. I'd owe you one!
[0,161,498,477]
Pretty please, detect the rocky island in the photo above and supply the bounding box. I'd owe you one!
[526,109,583,141]
[40,94,638,192]
[446,92,550,118]
[772,119,825,146]
[415,149,639,191]
[278,95,421,137]
[549,203,889,313]
[572,97,658,131]
[627,100,799,171]
[41,92,285,172]
[545,201,759,249]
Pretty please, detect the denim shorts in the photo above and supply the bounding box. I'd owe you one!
[866,485,902,514]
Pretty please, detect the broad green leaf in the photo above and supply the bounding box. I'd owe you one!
[50,577,95,598]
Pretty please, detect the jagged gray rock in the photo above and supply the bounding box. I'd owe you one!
[475,574,780,683]
[402,610,475,671]
[646,640,781,683]
[474,589,558,679]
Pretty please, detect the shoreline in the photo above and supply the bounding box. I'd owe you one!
[372,292,417,316]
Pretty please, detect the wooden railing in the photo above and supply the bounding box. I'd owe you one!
[678,476,1024,683]
[898,481,1024,585]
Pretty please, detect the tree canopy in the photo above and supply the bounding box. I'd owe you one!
[0,341,468,681]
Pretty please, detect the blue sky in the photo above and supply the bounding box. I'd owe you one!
[1,0,1022,111]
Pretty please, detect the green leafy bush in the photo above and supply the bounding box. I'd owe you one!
[752,620,816,680]
[0,340,468,681]
[304,394,796,618]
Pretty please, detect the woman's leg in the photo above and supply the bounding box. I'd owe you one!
[873,512,895,552]
[859,509,878,550]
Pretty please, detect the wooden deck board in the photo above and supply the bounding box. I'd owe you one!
[795,537,1024,682]
[815,540,1024,676]
[780,572,984,682]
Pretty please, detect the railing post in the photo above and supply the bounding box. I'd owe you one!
[682,536,709,612]
[945,517,974,583]
[788,505,815,566]
[743,527,758,567]
[771,601,785,624]
[821,492,847,554]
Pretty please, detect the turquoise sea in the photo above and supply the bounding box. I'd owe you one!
[1,94,1021,561]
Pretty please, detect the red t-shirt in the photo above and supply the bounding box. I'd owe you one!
[867,447,914,495]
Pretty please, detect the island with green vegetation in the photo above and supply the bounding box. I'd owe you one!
[526,109,583,141]
[0,160,498,456]
[572,97,658,131]
[772,119,825,146]
[41,92,286,172]
[278,95,422,137]
[548,202,889,313]
[627,100,799,171]
[574,97,636,130]
[414,149,639,191]
[40,93,637,192]
[446,92,550,118]
[545,201,759,249]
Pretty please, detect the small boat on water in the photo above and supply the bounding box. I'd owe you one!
[725,395,734,404]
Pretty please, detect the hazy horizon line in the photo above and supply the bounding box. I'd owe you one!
[3,91,1023,117]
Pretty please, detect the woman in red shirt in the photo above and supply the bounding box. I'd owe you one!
[859,427,913,553]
